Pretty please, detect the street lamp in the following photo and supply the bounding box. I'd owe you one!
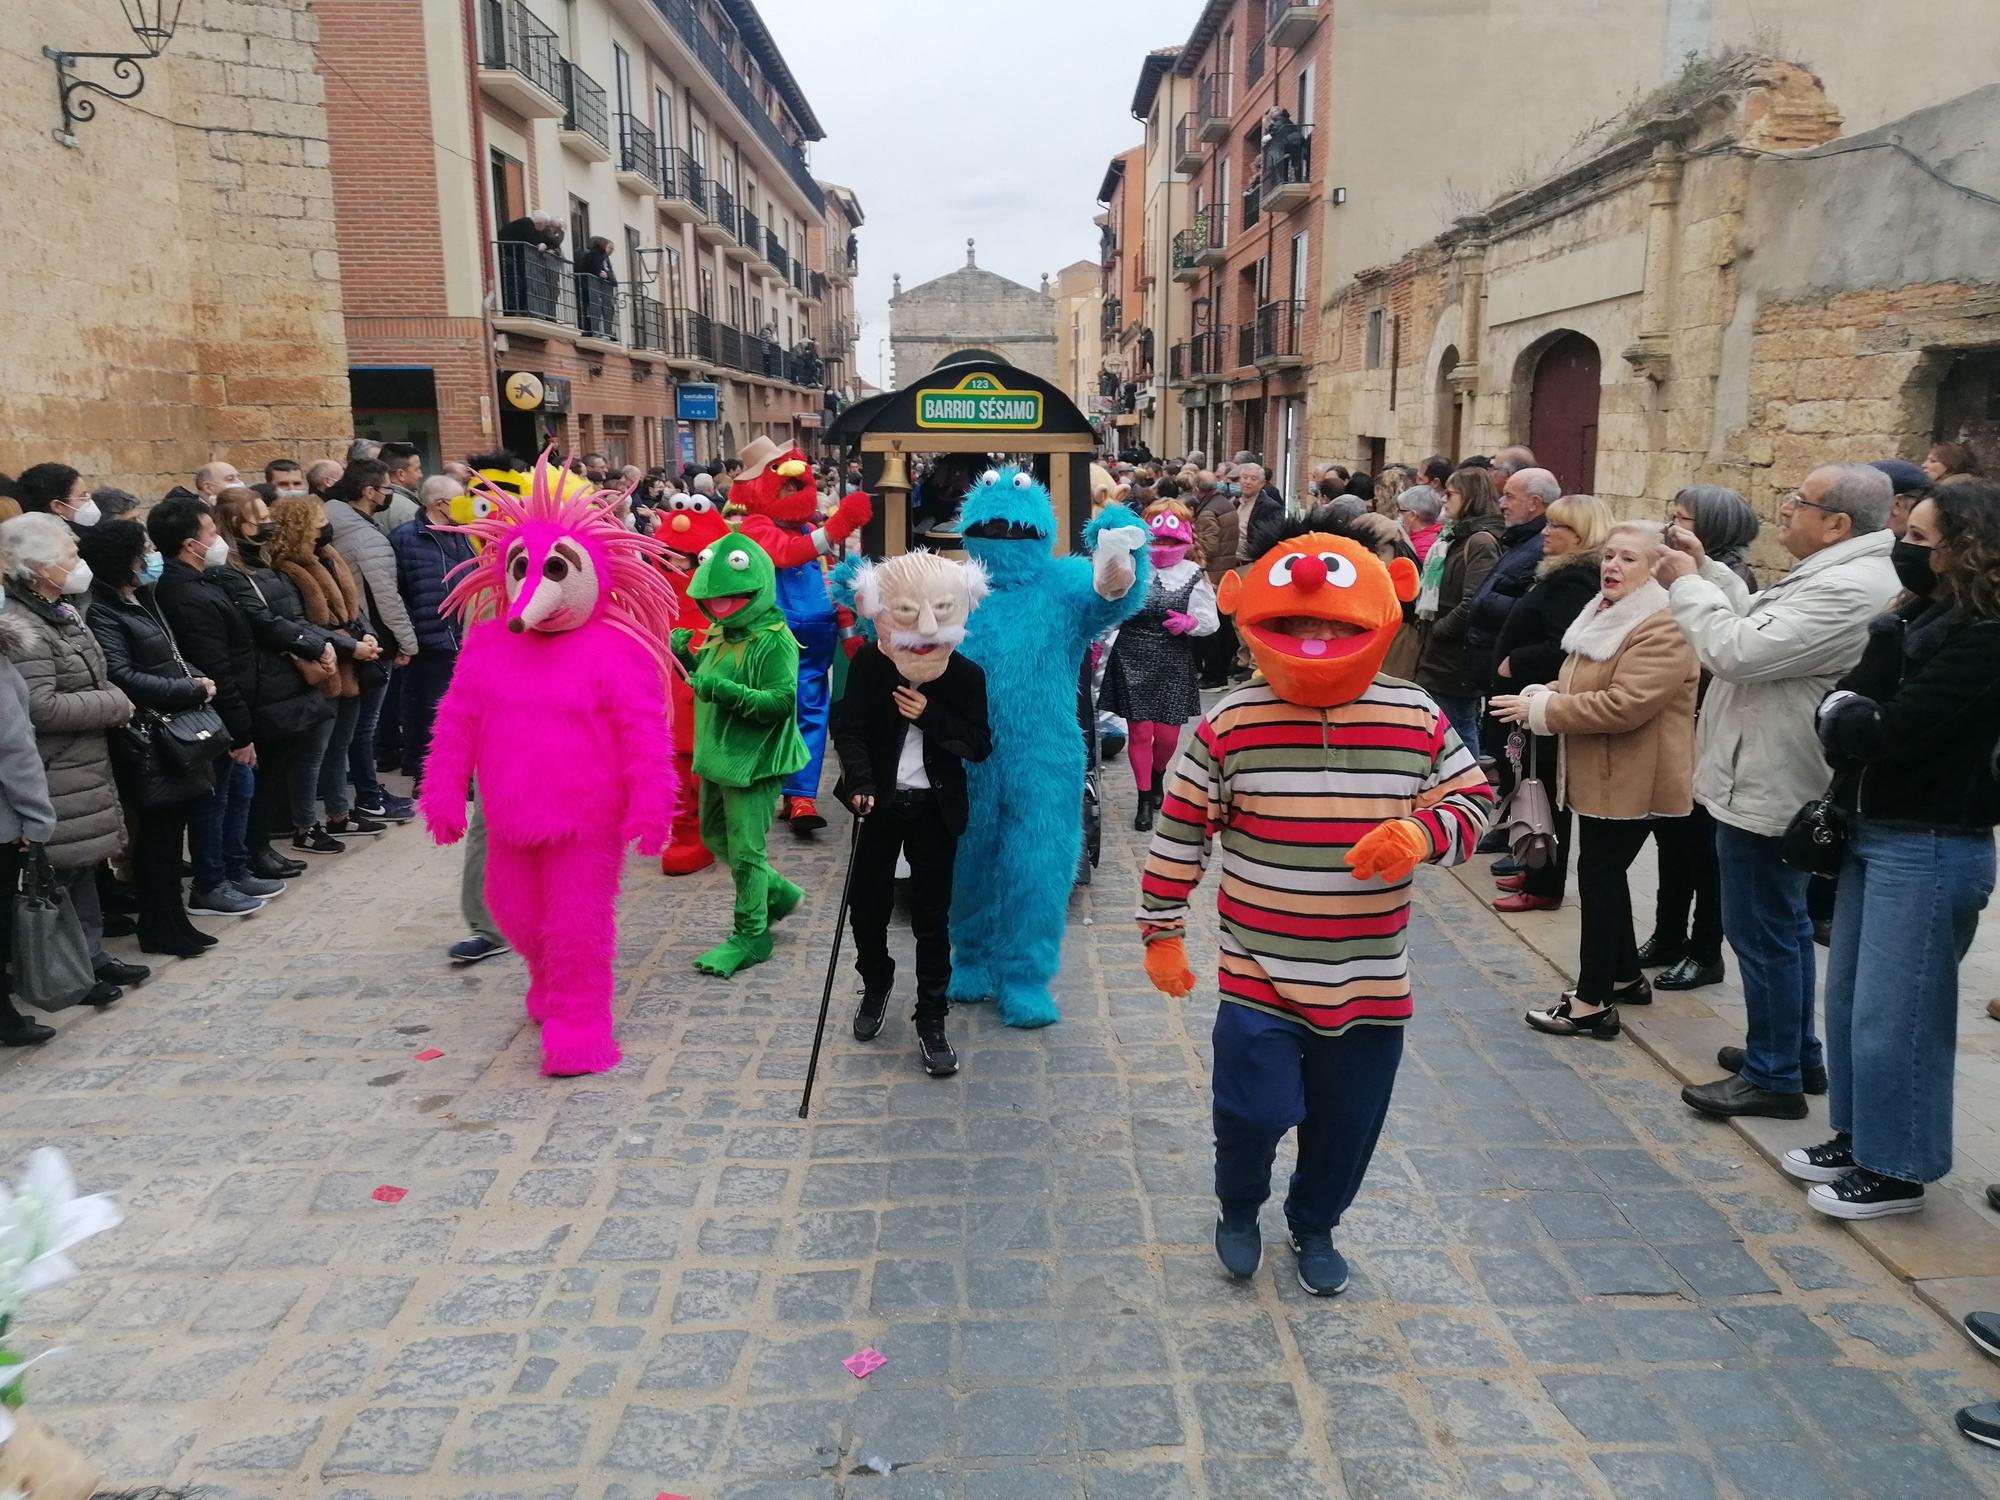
[45,0,186,147]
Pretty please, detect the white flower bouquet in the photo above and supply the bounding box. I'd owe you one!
[0,1149,121,1447]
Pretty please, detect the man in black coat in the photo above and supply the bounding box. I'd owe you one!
[832,555,992,1077]
[1465,466,1557,824]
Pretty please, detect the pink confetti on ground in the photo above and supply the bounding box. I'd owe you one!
[414,1049,444,1061]
[654,1494,692,1500]
[842,1347,887,1379]
[371,1185,408,1204]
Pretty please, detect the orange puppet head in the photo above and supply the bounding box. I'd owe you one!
[1216,520,1420,708]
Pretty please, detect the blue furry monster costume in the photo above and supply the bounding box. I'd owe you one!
[949,466,1152,1028]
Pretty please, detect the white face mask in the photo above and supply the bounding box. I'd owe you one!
[61,560,93,595]
[67,498,101,528]
[201,537,231,570]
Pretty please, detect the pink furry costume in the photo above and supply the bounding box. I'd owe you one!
[416,454,679,1076]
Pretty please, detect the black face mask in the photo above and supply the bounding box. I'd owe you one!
[251,522,276,544]
[1891,539,1938,597]
[317,525,335,549]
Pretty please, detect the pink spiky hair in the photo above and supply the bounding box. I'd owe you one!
[437,450,681,677]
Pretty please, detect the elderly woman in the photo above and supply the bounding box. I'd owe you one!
[79,520,220,958]
[1493,522,1697,1037]
[1413,466,1505,756]
[1398,485,1445,563]
[1487,495,1615,914]
[0,512,140,1008]
[0,613,58,1044]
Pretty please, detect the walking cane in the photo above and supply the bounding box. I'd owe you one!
[799,811,864,1119]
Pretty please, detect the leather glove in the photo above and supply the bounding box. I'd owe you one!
[1143,935,1196,997]
[1345,819,1432,884]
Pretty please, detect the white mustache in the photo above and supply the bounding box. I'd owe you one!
[888,624,965,650]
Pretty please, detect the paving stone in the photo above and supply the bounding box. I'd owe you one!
[1420,1374,1559,1447]
[426,1271,549,1325]
[1077,1462,1194,1499]
[961,1386,1068,1458]
[1827,1300,1943,1357]
[1338,1453,1465,1500]
[1657,1241,1779,1296]
[324,1406,457,1476]
[199,1415,324,1472]
[1321,1380,1428,1450]
[1070,1383,1183,1452]
[1715,1303,1841,1361]
[453,1404,591,1474]
[1564,1244,1684,1296]
[638,1330,749,1390]
[1171,1311,1285,1375]
[1397,1310,1509,1370]
[1540,1372,1679,1443]
[723,1398,850,1478]
[1712,1442,1841,1500]
[1590,1449,1722,1500]
[674,1267,761,1323]
[961,1318,1064,1381]
[1614,1307,1739,1363]
[1770,1243,1865,1291]
[1461,1452,1597,1499]
[1656,1367,1800,1440]
[374,1333,519,1397]
[1190,1381,1303,1454]
[604,1403,731,1473]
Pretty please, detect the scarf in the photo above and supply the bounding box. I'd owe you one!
[1560,579,1671,661]
[1416,522,1453,618]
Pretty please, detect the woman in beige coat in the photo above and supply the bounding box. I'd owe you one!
[1492,522,1697,1038]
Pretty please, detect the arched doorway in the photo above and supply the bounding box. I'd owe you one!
[1435,344,1462,459]
[1528,332,1601,493]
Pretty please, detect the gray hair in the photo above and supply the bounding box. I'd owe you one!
[1185,450,1207,468]
[1493,445,1537,476]
[0,511,79,584]
[1513,468,1562,507]
[530,209,562,227]
[419,475,463,506]
[1398,485,1443,525]
[346,438,382,463]
[1813,463,1894,534]
[1321,496,1367,525]
[692,473,717,496]
[1675,484,1758,563]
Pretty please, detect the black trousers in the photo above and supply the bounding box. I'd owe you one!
[1650,804,1724,964]
[132,798,200,943]
[251,731,298,850]
[1576,815,1654,1001]
[1199,615,1239,684]
[847,790,956,1022]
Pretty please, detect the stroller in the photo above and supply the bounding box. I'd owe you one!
[1078,653,1104,885]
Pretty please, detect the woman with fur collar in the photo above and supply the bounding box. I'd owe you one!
[1492,522,1697,1037]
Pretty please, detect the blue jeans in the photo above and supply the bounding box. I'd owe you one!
[191,756,256,886]
[347,676,387,808]
[320,692,362,819]
[1431,694,1483,764]
[1826,820,1994,1183]
[1715,821,1822,1094]
[289,714,336,829]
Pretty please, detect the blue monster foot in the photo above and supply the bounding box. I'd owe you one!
[948,963,996,1005]
[997,982,1061,1029]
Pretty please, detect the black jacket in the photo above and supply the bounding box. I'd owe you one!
[1489,548,1600,690]
[84,585,210,715]
[207,558,335,739]
[1819,599,2000,832]
[1466,514,1547,681]
[154,559,257,747]
[832,644,991,836]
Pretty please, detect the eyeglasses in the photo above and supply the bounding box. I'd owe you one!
[1781,492,1841,517]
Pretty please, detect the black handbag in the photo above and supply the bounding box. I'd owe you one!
[113,713,215,808]
[1779,768,1856,878]
[153,702,227,772]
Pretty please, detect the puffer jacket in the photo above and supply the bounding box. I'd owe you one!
[1667,529,1899,837]
[1466,514,1546,684]
[391,511,476,654]
[327,497,418,659]
[206,558,336,740]
[0,652,57,846]
[1414,512,1505,699]
[0,585,132,869]
[85,584,211,715]
[154,558,256,748]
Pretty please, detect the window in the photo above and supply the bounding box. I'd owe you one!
[1296,61,1316,127]
[654,85,675,152]
[1288,231,1308,302]
[568,195,590,254]
[727,282,744,328]
[1365,307,1386,369]
[1221,26,1234,79]
[1255,253,1270,305]
[1389,316,1402,408]
[489,148,524,226]
[698,265,715,316]
[625,226,645,289]
[613,43,633,116]
[751,295,763,333]
[1218,157,1230,225]
[690,124,707,170]
[665,245,685,309]
[721,156,736,193]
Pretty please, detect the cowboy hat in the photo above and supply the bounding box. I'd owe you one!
[736,435,784,483]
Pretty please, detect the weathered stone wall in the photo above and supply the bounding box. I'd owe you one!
[0,0,352,497]
[890,263,1057,386]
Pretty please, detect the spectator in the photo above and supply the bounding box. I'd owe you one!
[90,488,140,522]
[265,459,309,496]
[1189,471,1239,688]
[1785,478,2000,1221]
[1491,445,1536,479]
[207,487,339,869]
[392,475,476,792]
[1871,459,1933,540]
[692,471,717,500]
[573,236,617,338]
[441,460,474,487]
[1639,485,1761,990]
[1373,464,1412,519]
[0,614,57,1045]
[1342,471,1376,507]
[582,452,611,486]
[498,210,564,317]
[267,496,384,842]
[17,463,101,531]
[346,438,382,465]
[0,512,138,1006]
[1418,455,1454,491]
[323,461,420,800]
[1398,485,1445,562]
[1663,463,1900,1119]
[373,442,424,536]
[306,459,343,498]
[1468,467,1557,692]
[193,461,241,500]
[1501,522,1697,1036]
[77,520,220,957]
[1233,462,1285,564]
[1922,440,1980,484]
[1413,466,1505,757]
[1346,510,1423,680]
[1487,494,1615,914]
[148,494,294,910]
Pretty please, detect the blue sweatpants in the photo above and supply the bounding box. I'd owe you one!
[1211,1002,1404,1234]
[784,613,837,801]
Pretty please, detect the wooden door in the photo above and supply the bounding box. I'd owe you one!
[1529,332,1601,493]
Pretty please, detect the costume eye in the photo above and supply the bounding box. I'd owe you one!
[726,550,750,572]
[980,469,1000,487]
[1266,554,1299,586]
[507,545,528,582]
[473,498,494,519]
[688,497,713,513]
[697,546,715,565]
[668,497,688,511]
[1318,552,1359,587]
[1012,472,1033,490]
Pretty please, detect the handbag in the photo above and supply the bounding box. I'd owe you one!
[12,846,96,1011]
[1493,729,1558,870]
[111,713,215,808]
[1780,789,1849,877]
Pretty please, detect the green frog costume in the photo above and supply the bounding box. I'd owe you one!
[674,533,812,975]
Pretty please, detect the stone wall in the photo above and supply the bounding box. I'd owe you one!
[890,263,1056,386]
[0,0,351,497]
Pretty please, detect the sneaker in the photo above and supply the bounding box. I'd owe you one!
[94,958,150,988]
[1215,1215,1263,1279]
[449,934,510,965]
[916,1018,958,1077]
[356,792,415,822]
[232,874,286,900]
[292,824,345,855]
[1957,1402,2000,1449]
[1490,855,1524,876]
[1962,1310,2000,1360]
[325,812,387,838]
[853,988,889,1042]
[1288,1226,1351,1297]
[1476,828,1510,855]
[1716,1044,1827,1095]
[188,883,265,917]
[249,848,307,881]
[1807,1167,1925,1220]
[1782,1133,1855,1184]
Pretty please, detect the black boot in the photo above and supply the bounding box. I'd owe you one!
[916,1016,958,1077]
[1134,788,1156,833]
[853,985,889,1042]
[0,995,54,1047]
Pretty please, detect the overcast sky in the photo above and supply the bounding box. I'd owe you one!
[751,0,1201,391]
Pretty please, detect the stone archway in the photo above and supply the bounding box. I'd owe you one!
[1526,331,1601,494]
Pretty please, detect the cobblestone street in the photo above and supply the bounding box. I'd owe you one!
[7,783,2000,1499]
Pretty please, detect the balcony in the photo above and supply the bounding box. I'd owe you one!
[729,203,760,265]
[1189,329,1228,383]
[765,229,792,282]
[558,61,610,160]
[615,114,661,193]
[1167,342,1191,387]
[493,239,575,335]
[828,239,857,285]
[478,0,563,119]
[808,269,828,304]
[628,292,669,354]
[1173,113,1202,174]
[1101,298,1123,339]
[1099,226,1117,269]
[1255,300,1305,369]
[1242,180,1261,232]
[659,147,705,223]
[698,182,736,246]
[1261,127,1314,213]
[1268,0,1322,49]
[1193,205,1227,267]
[1170,220,1204,284]
[1197,73,1231,143]
[688,310,720,363]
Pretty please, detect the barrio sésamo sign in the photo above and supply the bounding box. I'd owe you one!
[914,372,1044,431]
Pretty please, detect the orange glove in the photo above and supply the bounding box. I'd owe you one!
[826,490,873,545]
[1345,818,1433,884]
[1143,935,1196,997]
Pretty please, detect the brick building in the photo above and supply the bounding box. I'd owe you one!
[1129,48,1191,462]
[809,182,865,414]
[318,0,844,471]
[1094,147,1148,453]
[0,0,351,495]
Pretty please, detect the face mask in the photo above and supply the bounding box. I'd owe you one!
[61,561,93,595]
[1891,539,1938,597]
[138,552,164,586]
[252,522,276,543]
[68,498,101,528]
[275,485,307,499]
[202,537,231,569]
[317,525,335,549]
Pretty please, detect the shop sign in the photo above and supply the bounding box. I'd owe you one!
[914,371,1043,431]
[501,370,544,411]
[676,382,721,421]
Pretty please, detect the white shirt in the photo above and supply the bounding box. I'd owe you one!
[894,722,930,790]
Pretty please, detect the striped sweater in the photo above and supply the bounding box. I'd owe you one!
[1137,677,1495,1035]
